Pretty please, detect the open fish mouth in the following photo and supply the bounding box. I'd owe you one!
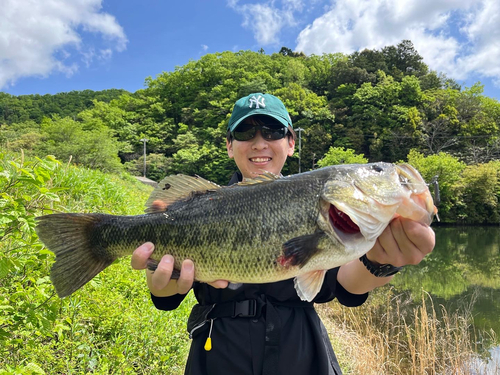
[329,205,360,234]
[322,163,437,244]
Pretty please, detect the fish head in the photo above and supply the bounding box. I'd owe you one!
[318,162,437,247]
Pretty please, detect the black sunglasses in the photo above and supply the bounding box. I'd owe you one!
[231,123,289,142]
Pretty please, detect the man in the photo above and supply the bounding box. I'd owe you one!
[131,93,435,374]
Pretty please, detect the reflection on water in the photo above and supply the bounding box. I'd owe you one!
[391,226,500,372]
[468,346,500,375]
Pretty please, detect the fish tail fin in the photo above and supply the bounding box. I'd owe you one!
[35,213,116,298]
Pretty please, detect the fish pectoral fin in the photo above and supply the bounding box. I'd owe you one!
[145,174,221,213]
[280,232,325,268]
[170,268,181,279]
[294,270,327,302]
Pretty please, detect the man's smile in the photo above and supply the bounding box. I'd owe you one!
[250,157,272,163]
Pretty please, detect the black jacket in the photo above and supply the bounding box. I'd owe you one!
[151,172,368,375]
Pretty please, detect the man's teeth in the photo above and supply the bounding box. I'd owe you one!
[251,158,271,162]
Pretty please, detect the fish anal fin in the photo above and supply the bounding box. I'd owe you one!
[227,282,243,290]
[145,174,220,213]
[280,232,325,268]
[294,270,327,302]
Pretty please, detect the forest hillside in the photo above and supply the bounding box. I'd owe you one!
[2,41,500,223]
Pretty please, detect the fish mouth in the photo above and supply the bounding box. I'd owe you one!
[319,162,437,249]
[329,205,360,234]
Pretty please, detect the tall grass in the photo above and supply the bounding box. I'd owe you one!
[319,286,500,374]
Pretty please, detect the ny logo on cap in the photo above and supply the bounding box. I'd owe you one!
[248,95,265,109]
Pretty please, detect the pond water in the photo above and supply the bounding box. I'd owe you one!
[392,226,500,373]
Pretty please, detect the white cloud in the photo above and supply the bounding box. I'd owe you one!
[201,44,209,52]
[0,0,127,89]
[295,0,500,86]
[227,0,303,45]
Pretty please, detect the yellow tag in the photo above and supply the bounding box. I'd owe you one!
[204,337,212,351]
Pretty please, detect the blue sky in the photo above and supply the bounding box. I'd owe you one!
[1,0,500,101]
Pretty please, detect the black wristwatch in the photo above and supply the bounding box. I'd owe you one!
[359,254,403,277]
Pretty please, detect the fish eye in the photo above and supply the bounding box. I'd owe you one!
[371,165,383,173]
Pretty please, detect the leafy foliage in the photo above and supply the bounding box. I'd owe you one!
[0,89,127,125]
[458,162,500,223]
[36,116,124,173]
[317,147,368,167]
[0,152,193,373]
[124,153,172,182]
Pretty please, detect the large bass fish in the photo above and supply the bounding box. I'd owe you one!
[35,163,437,301]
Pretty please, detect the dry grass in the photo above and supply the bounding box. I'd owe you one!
[317,287,500,375]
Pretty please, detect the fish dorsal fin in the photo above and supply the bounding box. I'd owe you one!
[145,174,220,213]
[236,171,281,186]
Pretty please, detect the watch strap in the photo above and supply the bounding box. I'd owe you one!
[359,254,402,277]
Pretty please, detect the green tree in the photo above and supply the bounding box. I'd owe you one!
[406,150,466,222]
[124,153,172,181]
[37,116,123,172]
[273,83,334,172]
[459,162,500,223]
[317,147,368,167]
[382,40,428,78]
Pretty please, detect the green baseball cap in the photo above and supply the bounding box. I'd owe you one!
[227,93,293,132]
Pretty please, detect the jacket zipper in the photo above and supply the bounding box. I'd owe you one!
[189,304,216,339]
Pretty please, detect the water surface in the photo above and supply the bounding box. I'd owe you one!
[392,226,500,372]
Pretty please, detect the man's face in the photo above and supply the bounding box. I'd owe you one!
[226,119,295,179]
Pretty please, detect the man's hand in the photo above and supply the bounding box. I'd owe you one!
[366,217,435,267]
[338,217,435,295]
[131,242,228,297]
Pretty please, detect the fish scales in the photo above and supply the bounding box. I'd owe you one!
[99,170,328,283]
[35,163,437,300]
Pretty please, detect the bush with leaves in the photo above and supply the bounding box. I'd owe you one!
[458,161,500,223]
[123,153,172,182]
[406,150,466,222]
[317,147,368,167]
[36,116,123,173]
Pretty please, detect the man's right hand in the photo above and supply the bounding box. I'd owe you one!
[131,242,229,297]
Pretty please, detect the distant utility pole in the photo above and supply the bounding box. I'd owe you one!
[140,138,148,177]
[295,128,304,173]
